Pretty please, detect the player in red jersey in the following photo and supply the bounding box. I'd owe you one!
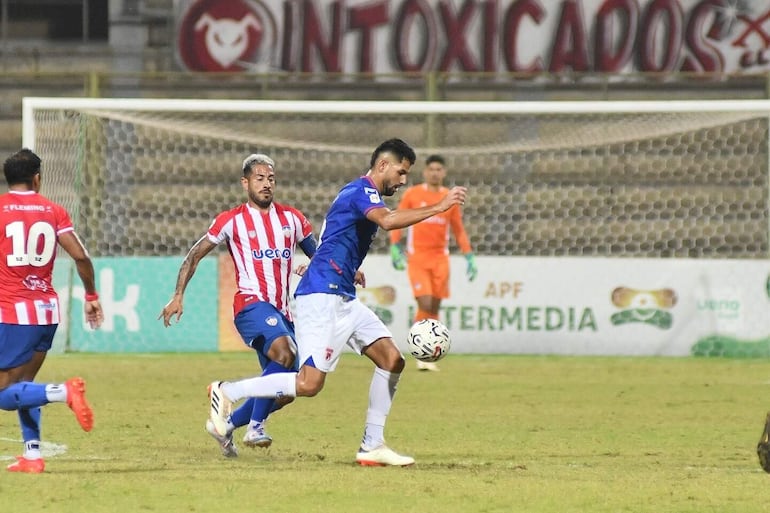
[0,148,103,473]
[389,155,477,371]
[159,153,317,457]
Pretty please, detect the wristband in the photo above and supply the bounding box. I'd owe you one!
[85,292,99,301]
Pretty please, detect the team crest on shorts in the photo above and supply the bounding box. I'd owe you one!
[265,316,278,326]
[325,347,333,361]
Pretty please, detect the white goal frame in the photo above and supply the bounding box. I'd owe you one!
[23,96,770,148]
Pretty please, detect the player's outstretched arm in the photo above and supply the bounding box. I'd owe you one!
[368,186,467,231]
[159,235,217,327]
[58,230,103,329]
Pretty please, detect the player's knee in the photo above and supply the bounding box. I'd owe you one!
[273,351,295,369]
[381,351,405,373]
[298,386,321,397]
[268,338,297,368]
[296,378,324,397]
[393,353,406,373]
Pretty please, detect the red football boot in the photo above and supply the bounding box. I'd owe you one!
[6,456,45,473]
[65,377,94,432]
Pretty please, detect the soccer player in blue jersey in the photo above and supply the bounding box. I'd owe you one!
[208,138,467,466]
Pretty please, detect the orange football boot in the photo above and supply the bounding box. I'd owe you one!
[65,377,94,432]
[6,456,45,473]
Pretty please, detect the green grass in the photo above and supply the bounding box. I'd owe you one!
[1,353,769,512]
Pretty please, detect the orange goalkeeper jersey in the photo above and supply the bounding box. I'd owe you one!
[390,183,472,257]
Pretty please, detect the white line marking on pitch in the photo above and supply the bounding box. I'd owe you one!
[0,437,68,460]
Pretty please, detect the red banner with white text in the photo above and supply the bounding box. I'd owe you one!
[174,0,770,75]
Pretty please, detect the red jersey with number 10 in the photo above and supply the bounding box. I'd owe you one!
[0,190,73,325]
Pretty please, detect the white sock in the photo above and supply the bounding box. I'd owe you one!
[24,440,41,460]
[222,373,297,402]
[247,419,265,431]
[45,384,66,403]
[361,367,399,449]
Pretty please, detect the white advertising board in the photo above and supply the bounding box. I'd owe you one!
[356,256,770,357]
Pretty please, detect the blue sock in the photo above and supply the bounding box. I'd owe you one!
[230,398,254,428]
[0,383,49,411]
[19,407,41,441]
[248,398,274,427]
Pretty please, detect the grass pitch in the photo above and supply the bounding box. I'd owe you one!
[1,353,768,512]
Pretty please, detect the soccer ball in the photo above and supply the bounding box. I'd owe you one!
[406,319,451,362]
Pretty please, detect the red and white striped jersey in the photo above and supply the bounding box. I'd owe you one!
[0,190,71,325]
[207,201,313,319]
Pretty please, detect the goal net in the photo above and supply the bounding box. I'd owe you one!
[20,98,770,354]
[23,97,769,260]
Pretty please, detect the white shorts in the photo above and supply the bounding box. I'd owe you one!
[294,293,393,373]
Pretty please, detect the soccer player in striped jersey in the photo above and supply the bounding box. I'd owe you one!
[208,139,467,466]
[0,148,103,473]
[159,153,316,458]
[389,154,477,371]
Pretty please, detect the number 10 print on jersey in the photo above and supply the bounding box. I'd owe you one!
[0,191,71,324]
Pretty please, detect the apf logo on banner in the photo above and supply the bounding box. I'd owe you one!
[176,0,278,71]
[175,0,770,75]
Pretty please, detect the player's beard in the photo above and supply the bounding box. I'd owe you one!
[251,191,273,209]
[382,183,399,196]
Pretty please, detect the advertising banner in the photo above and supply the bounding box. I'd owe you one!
[66,257,218,352]
[218,253,248,351]
[59,255,770,356]
[357,255,770,357]
[174,0,770,75]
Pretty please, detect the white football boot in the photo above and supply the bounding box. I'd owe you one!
[205,419,238,458]
[207,381,232,437]
[356,445,415,467]
[243,423,273,449]
[416,360,440,372]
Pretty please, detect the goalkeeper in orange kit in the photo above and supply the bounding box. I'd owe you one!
[389,154,477,371]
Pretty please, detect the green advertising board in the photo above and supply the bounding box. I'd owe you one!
[67,257,218,352]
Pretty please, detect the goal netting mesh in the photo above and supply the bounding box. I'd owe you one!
[24,98,769,259]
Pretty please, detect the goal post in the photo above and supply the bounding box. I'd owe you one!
[20,97,770,354]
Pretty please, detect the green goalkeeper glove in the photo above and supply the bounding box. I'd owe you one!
[465,253,478,282]
[390,244,406,271]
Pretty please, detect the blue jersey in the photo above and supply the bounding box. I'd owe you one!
[296,176,384,299]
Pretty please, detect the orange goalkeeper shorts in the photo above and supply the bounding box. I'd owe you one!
[407,254,450,299]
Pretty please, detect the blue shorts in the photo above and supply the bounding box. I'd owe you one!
[234,302,297,371]
[0,323,57,370]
